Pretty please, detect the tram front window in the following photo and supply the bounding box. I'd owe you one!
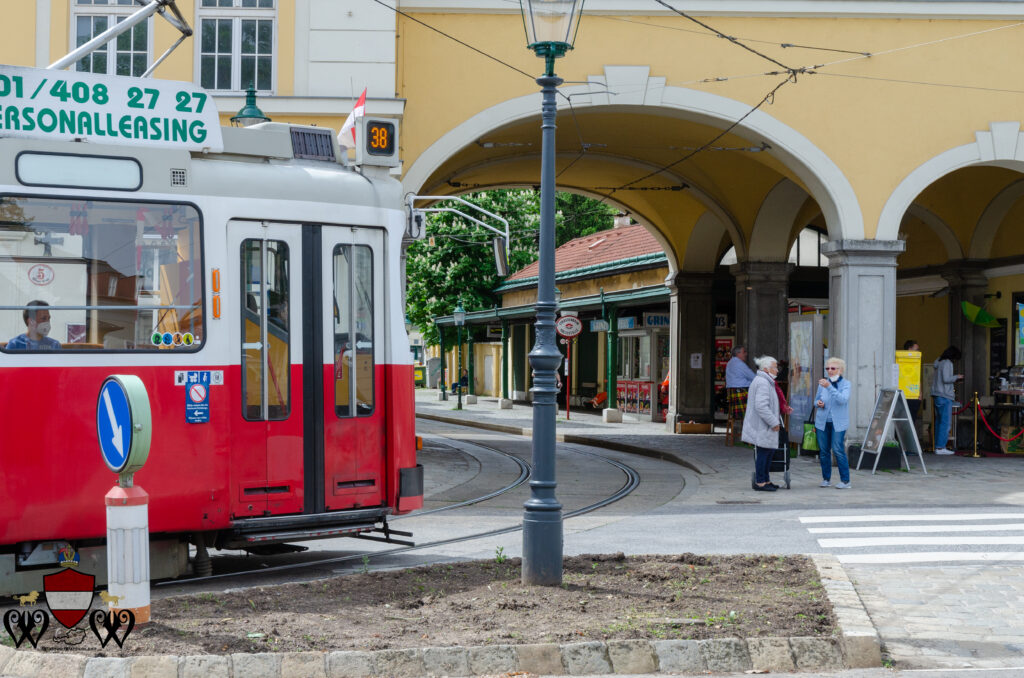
[0,196,203,352]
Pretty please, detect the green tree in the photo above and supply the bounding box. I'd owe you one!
[406,190,616,346]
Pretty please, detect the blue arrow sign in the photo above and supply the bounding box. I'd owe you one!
[97,379,133,473]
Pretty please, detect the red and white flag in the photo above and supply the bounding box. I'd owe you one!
[338,88,367,149]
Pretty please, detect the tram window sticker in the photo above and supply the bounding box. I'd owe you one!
[0,196,203,352]
[365,120,395,156]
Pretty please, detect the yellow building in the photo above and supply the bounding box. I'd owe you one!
[7,1,1024,441]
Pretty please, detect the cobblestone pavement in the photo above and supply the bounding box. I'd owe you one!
[416,389,1024,670]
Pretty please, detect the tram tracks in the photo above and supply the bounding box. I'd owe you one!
[155,434,640,590]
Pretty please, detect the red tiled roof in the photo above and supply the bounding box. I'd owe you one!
[508,224,663,281]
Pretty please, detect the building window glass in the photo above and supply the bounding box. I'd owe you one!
[0,196,203,352]
[333,244,375,417]
[198,1,275,93]
[73,1,151,77]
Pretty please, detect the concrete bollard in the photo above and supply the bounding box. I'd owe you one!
[105,484,151,624]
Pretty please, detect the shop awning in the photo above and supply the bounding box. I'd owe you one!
[434,284,670,327]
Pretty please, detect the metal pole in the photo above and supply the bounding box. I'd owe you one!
[501,321,510,400]
[49,1,164,71]
[972,391,981,458]
[566,337,572,421]
[457,326,463,410]
[522,74,564,586]
[606,305,618,410]
[437,324,448,400]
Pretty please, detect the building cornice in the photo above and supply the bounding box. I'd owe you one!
[395,1,1024,20]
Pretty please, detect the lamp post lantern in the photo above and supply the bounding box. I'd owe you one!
[454,300,466,411]
[231,87,271,127]
[519,0,584,587]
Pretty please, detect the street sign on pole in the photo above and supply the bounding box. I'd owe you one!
[96,375,151,479]
[555,315,582,338]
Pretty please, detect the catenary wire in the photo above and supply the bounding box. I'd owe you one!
[370,0,535,80]
[605,75,793,196]
[651,0,793,72]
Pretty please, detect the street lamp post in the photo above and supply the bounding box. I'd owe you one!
[519,0,585,586]
[454,300,466,411]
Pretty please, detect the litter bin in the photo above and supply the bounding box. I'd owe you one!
[413,365,426,388]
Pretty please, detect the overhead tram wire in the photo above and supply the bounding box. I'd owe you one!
[602,74,794,199]
[651,0,794,72]
[369,0,535,81]
[373,0,1024,205]
[814,72,1024,96]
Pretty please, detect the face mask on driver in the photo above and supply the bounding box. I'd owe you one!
[35,321,51,337]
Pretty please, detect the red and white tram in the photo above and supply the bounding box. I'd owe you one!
[0,74,422,593]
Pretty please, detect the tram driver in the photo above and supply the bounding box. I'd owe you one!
[7,300,61,350]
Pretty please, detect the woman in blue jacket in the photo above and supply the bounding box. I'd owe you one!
[815,357,852,489]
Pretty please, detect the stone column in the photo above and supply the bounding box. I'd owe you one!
[730,261,793,362]
[941,263,988,399]
[821,239,904,441]
[665,271,715,429]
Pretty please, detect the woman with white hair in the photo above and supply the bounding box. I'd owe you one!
[814,357,852,489]
[742,355,782,492]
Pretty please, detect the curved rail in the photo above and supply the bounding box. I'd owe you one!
[155,437,641,588]
[390,434,531,520]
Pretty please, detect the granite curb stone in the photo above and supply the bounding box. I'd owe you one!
[0,555,881,677]
[2,629,879,677]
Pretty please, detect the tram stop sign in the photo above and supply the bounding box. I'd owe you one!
[96,375,152,477]
[555,315,582,338]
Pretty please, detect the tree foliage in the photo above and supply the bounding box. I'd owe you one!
[406,190,617,346]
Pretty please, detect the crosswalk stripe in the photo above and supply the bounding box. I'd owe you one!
[800,513,1024,524]
[837,551,1024,564]
[808,522,1024,534]
[819,535,1024,548]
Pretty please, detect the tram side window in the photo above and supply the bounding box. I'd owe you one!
[333,244,374,417]
[0,196,203,352]
[240,239,290,421]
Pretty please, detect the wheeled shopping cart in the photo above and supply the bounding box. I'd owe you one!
[751,445,792,489]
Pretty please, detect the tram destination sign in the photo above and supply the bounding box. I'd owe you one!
[0,64,223,152]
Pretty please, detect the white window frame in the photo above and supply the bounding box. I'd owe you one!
[69,1,154,77]
[195,1,277,95]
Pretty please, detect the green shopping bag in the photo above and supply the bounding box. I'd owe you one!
[802,422,819,451]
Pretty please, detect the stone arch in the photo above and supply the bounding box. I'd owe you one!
[904,204,964,260]
[879,121,1024,241]
[748,178,810,262]
[404,66,863,242]
[970,177,1024,259]
[682,211,730,273]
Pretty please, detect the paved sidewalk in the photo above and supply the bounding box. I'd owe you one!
[416,388,1024,671]
[416,388,1024,508]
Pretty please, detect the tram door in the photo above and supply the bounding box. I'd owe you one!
[317,227,386,513]
[229,221,304,518]
[228,222,384,519]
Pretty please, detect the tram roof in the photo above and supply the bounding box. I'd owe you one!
[0,122,401,211]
